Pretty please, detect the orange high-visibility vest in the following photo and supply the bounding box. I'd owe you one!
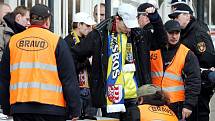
[138,104,178,121]
[9,27,66,107]
[150,44,189,103]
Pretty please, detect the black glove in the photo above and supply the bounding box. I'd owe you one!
[147,10,159,22]
[137,3,159,22]
[201,70,215,90]
[201,70,212,81]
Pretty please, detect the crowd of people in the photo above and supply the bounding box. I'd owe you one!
[0,0,214,121]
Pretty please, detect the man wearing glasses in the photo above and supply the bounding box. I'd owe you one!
[132,3,167,86]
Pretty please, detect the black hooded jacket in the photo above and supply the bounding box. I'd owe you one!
[3,12,26,35]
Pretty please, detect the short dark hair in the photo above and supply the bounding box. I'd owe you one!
[13,6,29,16]
[138,91,170,106]
[30,16,50,26]
[72,22,85,29]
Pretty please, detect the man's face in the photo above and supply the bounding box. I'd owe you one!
[79,23,92,37]
[0,5,12,22]
[137,12,150,28]
[94,5,105,22]
[167,31,180,45]
[174,13,190,29]
[15,11,30,28]
[116,18,131,34]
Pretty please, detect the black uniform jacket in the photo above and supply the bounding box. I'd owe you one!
[181,18,215,68]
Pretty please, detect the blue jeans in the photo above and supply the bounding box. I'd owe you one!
[208,71,215,83]
[80,88,97,117]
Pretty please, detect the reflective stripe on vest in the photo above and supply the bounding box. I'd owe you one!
[150,44,189,103]
[10,82,62,93]
[10,62,57,72]
[151,71,183,82]
[9,27,65,107]
[138,104,178,121]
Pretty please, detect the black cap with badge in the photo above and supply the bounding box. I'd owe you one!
[30,4,52,20]
[168,3,193,19]
[164,20,181,32]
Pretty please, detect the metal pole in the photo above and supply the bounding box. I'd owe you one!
[105,0,111,19]
[97,0,100,23]
[48,0,54,32]
[32,0,35,6]
[209,0,212,30]
[21,0,25,6]
[25,0,28,7]
[63,0,68,37]
[197,0,204,21]
[18,0,21,6]
[73,0,76,17]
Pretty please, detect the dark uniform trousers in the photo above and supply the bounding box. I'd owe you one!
[13,113,66,121]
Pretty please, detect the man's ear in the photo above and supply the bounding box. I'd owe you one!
[77,22,82,28]
[138,97,144,105]
[43,17,51,29]
[15,14,22,22]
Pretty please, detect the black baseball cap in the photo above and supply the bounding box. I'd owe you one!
[164,20,181,32]
[30,4,52,20]
[137,3,154,12]
[168,3,193,19]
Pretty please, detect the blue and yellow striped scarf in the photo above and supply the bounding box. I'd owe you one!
[106,32,127,113]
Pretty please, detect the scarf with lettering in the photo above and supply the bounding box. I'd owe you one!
[106,32,127,113]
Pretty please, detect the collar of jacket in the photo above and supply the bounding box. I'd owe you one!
[181,18,196,39]
[95,16,114,32]
[3,12,26,34]
[164,41,181,51]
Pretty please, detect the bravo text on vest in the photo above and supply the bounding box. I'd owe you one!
[16,37,48,51]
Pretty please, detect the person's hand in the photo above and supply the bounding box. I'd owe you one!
[210,67,215,71]
[71,117,79,121]
[145,7,156,14]
[145,6,159,22]
[182,108,192,120]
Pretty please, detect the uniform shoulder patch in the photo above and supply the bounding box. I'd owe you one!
[197,41,206,53]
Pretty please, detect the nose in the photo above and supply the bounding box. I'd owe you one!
[26,19,31,27]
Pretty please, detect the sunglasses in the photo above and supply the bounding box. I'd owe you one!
[137,12,148,18]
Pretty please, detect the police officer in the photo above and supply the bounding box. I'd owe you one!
[150,20,201,120]
[0,4,80,121]
[169,3,215,121]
